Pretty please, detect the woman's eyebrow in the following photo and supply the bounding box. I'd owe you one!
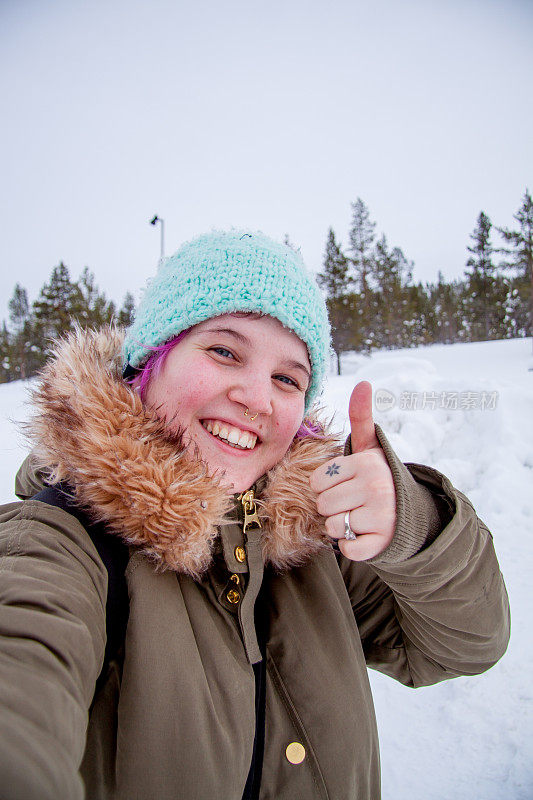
[281,359,311,382]
[198,326,251,346]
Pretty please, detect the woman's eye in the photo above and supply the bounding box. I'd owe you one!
[211,346,235,359]
[275,374,300,389]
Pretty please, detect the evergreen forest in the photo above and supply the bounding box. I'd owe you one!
[1,189,531,381]
[318,190,532,373]
[1,267,134,381]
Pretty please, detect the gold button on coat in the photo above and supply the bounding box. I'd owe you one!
[234,546,246,563]
[226,588,240,604]
[285,742,306,764]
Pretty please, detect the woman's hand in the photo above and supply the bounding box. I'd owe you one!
[310,381,397,561]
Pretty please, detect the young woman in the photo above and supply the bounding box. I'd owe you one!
[0,230,509,799]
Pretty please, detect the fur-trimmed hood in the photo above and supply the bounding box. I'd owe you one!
[27,327,343,577]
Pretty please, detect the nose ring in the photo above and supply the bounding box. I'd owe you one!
[244,408,259,421]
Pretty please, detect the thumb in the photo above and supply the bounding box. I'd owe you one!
[349,381,379,453]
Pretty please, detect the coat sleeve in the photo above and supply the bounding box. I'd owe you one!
[340,461,510,688]
[0,499,107,800]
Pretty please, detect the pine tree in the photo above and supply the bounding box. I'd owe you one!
[348,198,376,294]
[32,262,83,364]
[7,284,32,379]
[78,267,116,327]
[347,199,376,349]
[428,273,467,344]
[464,212,503,341]
[117,292,135,327]
[371,235,413,348]
[8,284,29,334]
[317,229,352,373]
[403,283,433,347]
[0,322,11,383]
[318,229,349,299]
[497,189,533,344]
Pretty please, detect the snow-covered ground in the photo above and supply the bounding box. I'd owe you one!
[1,338,532,799]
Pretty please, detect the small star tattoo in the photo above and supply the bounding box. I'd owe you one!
[326,462,340,477]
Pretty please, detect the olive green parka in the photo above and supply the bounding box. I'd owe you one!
[0,329,510,800]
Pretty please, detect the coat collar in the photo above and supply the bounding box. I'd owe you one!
[28,327,342,577]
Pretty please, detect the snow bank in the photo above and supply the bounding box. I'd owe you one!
[323,338,532,800]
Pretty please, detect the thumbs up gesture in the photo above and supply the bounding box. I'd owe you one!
[310,381,397,561]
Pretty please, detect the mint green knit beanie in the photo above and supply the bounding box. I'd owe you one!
[123,229,330,411]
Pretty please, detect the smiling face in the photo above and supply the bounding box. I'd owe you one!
[144,314,311,493]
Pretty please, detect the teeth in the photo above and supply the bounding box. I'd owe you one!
[228,429,240,445]
[237,431,249,448]
[202,420,258,450]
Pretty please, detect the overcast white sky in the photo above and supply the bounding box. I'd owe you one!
[1,0,532,319]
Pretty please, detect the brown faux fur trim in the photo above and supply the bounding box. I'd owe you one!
[28,327,342,576]
[257,436,341,569]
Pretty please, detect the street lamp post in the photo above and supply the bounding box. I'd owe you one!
[150,215,165,261]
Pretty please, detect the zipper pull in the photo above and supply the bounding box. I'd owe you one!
[238,489,262,533]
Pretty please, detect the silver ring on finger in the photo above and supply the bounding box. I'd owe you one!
[344,511,357,540]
